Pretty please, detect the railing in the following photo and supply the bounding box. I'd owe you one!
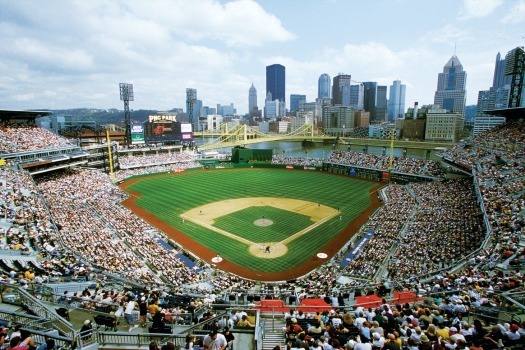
[0,282,79,340]
[256,318,264,350]
[0,310,53,330]
[22,327,77,349]
[96,331,204,348]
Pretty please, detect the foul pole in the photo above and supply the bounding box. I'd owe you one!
[106,129,115,184]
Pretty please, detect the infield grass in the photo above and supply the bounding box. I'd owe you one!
[214,206,312,243]
[126,168,377,274]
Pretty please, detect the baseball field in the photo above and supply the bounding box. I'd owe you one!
[120,168,383,281]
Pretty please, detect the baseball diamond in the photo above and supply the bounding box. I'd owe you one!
[120,167,383,281]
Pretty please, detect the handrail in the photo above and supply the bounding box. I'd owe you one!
[96,331,205,348]
[256,317,264,350]
[0,282,79,340]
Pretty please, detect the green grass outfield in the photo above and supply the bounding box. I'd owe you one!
[126,168,377,273]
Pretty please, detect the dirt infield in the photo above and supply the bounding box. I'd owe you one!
[183,197,335,225]
[120,170,384,281]
[182,197,337,259]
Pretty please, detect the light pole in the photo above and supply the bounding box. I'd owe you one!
[119,83,134,147]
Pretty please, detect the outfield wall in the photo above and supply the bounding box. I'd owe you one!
[233,163,323,171]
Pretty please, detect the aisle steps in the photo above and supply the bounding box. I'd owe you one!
[261,315,285,350]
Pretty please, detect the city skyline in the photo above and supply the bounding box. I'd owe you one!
[0,0,523,114]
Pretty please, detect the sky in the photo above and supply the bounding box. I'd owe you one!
[0,0,524,115]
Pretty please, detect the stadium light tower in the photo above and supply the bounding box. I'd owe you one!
[119,83,134,146]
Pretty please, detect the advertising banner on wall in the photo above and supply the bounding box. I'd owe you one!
[131,123,145,144]
[181,123,192,133]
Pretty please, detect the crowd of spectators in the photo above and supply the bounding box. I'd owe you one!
[277,289,524,350]
[328,150,445,177]
[387,180,485,281]
[0,123,72,154]
[1,120,525,349]
[35,168,211,288]
[271,155,324,167]
[342,185,416,279]
[118,152,196,169]
[114,161,201,182]
[0,166,76,281]
[437,121,525,269]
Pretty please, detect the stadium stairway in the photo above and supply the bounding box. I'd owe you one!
[261,315,285,350]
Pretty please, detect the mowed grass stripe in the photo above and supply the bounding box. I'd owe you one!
[213,206,312,243]
[127,169,376,273]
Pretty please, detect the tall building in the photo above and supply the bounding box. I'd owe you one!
[376,86,388,122]
[475,49,522,119]
[293,111,315,131]
[290,94,306,113]
[476,88,510,117]
[217,103,236,117]
[363,82,377,121]
[349,84,364,110]
[264,91,284,119]
[332,74,352,105]
[388,80,406,121]
[186,88,200,131]
[425,105,464,142]
[433,55,467,118]
[266,64,286,104]
[473,116,506,136]
[505,46,525,108]
[492,52,511,89]
[248,83,257,114]
[318,74,331,99]
[322,105,354,136]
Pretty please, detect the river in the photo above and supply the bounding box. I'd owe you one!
[194,137,441,160]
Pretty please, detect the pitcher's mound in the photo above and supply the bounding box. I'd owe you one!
[254,218,273,226]
[249,242,287,258]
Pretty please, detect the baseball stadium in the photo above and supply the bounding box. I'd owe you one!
[0,109,524,350]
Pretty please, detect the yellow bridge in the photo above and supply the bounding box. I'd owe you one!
[196,124,456,152]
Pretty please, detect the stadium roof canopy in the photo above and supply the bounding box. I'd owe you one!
[485,107,525,119]
[0,109,52,122]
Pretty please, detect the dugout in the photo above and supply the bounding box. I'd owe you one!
[231,147,272,163]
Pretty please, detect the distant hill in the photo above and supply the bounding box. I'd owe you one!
[50,108,186,125]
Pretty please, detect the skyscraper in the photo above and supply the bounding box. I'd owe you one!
[186,88,199,131]
[476,50,513,119]
[249,83,257,113]
[363,82,377,121]
[492,52,511,89]
[332,74,352,105]
[266,64,286,104]
[388,80,406,121]
[376,86,388,122]
[505,46,525,108]
[349,84,364,110]
[318,73,331,99]
[433,55,467,118]
[290,94,306,113]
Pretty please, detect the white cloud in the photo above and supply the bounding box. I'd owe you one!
[0,1,514,111]
[418,24,473,45]
[502,0,525,23]
[458,0,503,20]
[9,38,94,72]
[117,0,295,47]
